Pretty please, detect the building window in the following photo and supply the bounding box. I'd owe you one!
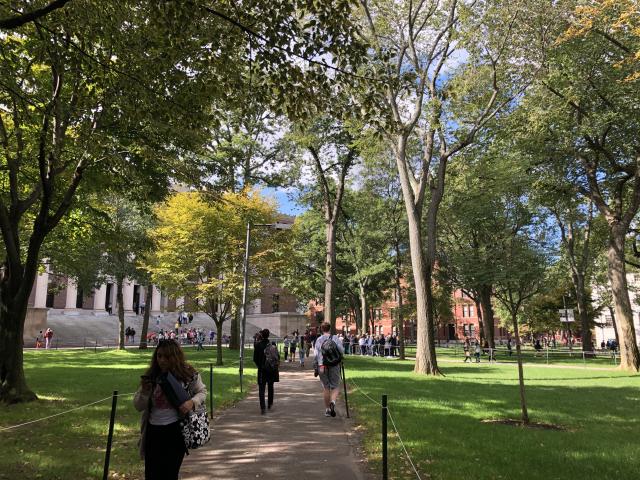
[469,305,474,317]
[462,305,467,317]
[605,315,613,327]
[375,308,383,320]
[463,324,469,336]
[470,324,475,336]
[272,294,279,313]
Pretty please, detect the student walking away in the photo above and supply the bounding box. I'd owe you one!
[463,343,471,363]
[474,342,481,363]
[314,322,345,417]
[289,335,298,362]
[131,328,136,344]
[253,329,279,414]
[507,339,513,356]
[298,335,305,367]
[283,335,290,362]
[133,339,208,480]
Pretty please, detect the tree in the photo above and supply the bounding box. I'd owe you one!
[147,190,283,366]
[286,118,357,332]
[354,0,546,374]
[494,237,548,425]
[529,4,640,370]
[0,0,365,402]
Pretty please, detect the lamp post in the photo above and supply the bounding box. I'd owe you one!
[238,222,292,393]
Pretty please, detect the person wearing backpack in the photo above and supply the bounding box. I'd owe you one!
[253,329,279,414]
[314,322,345,417]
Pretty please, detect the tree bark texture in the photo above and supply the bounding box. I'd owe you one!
[359,283,368,334]
[395,265,405,360]
[229,308,240,350]
[607,227,640,371]
[511,313,530,425]
[215,320,224,366]
[479,285,496,348]
[139,284,152,349]
[0,274,37,403]
[116,279,125,350]
[324,221,337,332]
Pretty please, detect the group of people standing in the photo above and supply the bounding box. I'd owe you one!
[282,332,311,366]
[352,333,400,357]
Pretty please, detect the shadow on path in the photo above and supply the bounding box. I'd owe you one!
[181,357,373,480]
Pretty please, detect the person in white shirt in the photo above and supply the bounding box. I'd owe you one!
[314,322,345,417]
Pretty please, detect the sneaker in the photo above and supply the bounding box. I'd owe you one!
[324,409,331,417]
[329,401,336,417]
[261,408,266,415]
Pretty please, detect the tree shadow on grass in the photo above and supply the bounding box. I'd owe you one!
[346,361,639,480]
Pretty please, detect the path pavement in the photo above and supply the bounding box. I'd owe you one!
[180,357,373,480]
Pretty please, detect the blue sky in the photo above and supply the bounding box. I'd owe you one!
[262,186,306,217]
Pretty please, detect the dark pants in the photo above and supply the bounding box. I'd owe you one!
[145,422,185,480]
[258,370,274,410]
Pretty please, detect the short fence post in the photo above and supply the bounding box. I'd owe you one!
[103,390,118,480]
[95,339,98,354]
[341,362,350,418]
[546,346,549,365]
[582,350,586,367]
[83,338,86,350]
[382,394,388,480]
[209,363,214,418]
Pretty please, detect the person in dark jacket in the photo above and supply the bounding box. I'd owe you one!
[253,329,279,414]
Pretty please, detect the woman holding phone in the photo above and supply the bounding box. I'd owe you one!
[133,339,207,480]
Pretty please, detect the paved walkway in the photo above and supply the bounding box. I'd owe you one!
[180,357,373,480]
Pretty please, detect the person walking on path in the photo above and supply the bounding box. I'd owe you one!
[474,342,481,363]
[44,328,54,349]
[314,322,345,417]
[298,335,306,367]
[463,343,471,362]
[283,335,290,362]
[289,334,298,362]
[253,329,280,414]
[133,339,207,480]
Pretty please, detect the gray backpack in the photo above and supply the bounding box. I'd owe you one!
[263,343,279,373]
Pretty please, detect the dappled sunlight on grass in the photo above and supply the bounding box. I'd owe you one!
[343,355,639,480]
[0,347,255,480]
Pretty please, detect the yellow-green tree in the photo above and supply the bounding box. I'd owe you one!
[147,190,286,365]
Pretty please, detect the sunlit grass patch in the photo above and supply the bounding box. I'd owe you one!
[0,347,254,480]
[343,355,639,480]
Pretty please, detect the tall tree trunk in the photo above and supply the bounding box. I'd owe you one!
[607,226,640,371]
[395,264,405,360]
[479,285,495,348]
[229,307,240,350]
[116,279,125,350]
[215,319,224,366]
[404,206,440,374]
[359,283,367,334]
[0,274,37,403]
[608,305,620,346]
[139,284,152,349]
[511,312,530,424]
[324,220,337,333]
[572,272,593,355]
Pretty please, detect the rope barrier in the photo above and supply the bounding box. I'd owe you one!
[387,408,423,480]
[0,391,137,433]
[347,377,423,480]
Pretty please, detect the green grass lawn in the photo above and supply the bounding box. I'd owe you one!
[399,345,621,367]
[0,348,255,480]
[343,355,639,480]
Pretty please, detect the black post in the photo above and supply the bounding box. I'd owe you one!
[382,394,388,480]
[341,362,350,418]
[209,363,214,418]
[95,339,98,354]
[103,390,118,480]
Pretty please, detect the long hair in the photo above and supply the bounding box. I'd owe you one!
[145,339,196,383]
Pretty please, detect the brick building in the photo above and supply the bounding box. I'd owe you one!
[309,288,508,343]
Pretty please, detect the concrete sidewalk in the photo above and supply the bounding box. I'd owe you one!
[180,357,373,480]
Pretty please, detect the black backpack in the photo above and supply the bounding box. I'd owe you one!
[321,336,342,367]
[263,342,280,373]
